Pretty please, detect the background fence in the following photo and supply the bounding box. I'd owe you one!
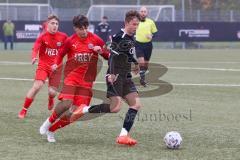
[1,0,240,21]
[1,0,240,49]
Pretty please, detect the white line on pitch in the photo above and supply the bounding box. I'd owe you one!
[0,61,30,65]
[156,61,240,64]
[0,77,240,87]
[1,61,240,72]
[167,66,240,72]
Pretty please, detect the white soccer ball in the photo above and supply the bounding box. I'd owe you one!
[164,131,182,149]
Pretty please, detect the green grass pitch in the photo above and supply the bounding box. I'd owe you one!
[0,47,239,160]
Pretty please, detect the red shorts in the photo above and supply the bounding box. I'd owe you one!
[35,68,51,82]
[58,84,93,106]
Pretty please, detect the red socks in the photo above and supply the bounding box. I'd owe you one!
[23,97,33,109]
[49,111,58,123]
[49,116,71,132]
[48,96,54,110]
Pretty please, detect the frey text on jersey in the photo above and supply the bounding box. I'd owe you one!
[74,53,93,62]
[45,48,58,56]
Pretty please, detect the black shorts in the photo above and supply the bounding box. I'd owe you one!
[106,75,138,98]
[135,41,153,61]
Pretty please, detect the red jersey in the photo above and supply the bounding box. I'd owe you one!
[56,32,109,87]
[32,31,68,71]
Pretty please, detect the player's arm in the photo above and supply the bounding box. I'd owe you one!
[107,35,121,84]
[107,53,119,84]
[57,35,68,63]
[31,35,42,65]
[93,35,110,60]
[145,20,158,40]
[151,20,158,34]
[131,55,139,75]
[52,38,70,71]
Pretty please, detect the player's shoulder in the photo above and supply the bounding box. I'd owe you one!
[37,32,47,40]
[67,34,76,41]
[57,31,68,38]
[112,29,124,39]
[89,32,104,43]
[63,34,75,44]
[146,18,155,24]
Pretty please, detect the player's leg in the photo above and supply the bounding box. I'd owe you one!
[116,79,140,145]
[48,95,92,134]
[40,84,75,140]
[48,85,94,132]
[138,56,147,87]
[143,42,153,83]
[87,76,123,113]
[10,35,13,50]
[48,65,63,110]
[18,69,48,119]
[40,99,72,143]
[87,96,122,113]
[47,86,57,110]
[40,99,72,132]
[116,92,141,146]
[43,87,92,142]
[4,36,6,50]
[136,42,147,87]
[18,80,44,119]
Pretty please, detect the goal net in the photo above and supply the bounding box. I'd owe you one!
[87,5,175,22]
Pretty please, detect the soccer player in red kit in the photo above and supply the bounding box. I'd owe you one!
[39,15,109,142]
[18,15,68,119]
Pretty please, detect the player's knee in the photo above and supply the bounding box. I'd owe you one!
[54,100,72,114]
[110,100,122,113]
[63,100,72,109]
[48,87,57,97]
[110,106,121,113]
[32,81,44,91]
[131,103,141,110]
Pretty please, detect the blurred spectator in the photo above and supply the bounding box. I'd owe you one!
[95,16,112,43]
[2,19,15,50]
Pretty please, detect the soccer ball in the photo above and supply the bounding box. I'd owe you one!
[164,131,182,149]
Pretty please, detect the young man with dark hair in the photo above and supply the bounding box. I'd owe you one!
[39,15,109,143]
[136,6,158,87]
[18,14,68,119]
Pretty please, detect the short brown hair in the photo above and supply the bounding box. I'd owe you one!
[73,15,89,28]
[47,14,59,22]
[125,10,140,23]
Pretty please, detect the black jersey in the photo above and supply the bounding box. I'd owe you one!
[95,22,111,42]
[108,29,138,76]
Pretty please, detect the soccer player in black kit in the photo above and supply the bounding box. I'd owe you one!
[79,10,142,146]
[106,10,141,146]
[95,16,112,43]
